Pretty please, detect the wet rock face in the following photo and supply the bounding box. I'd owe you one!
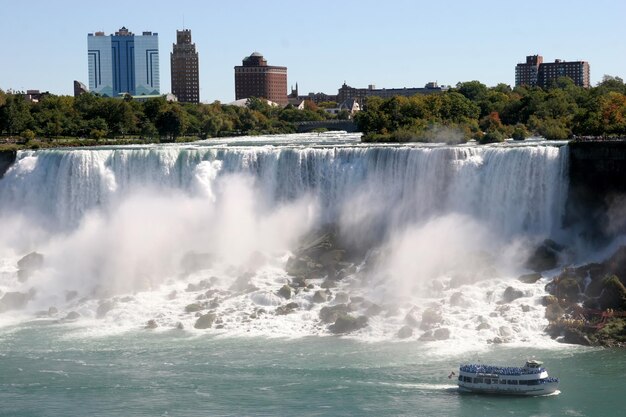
[525,239,564,272]
[328,314,368,334]
[397,325,413,339]
[194,313,216,329]
[501,287,524,303]
[518,273,542,284]
[420,307,443,330]
[319,304,351,324]
[16,252,44,282]
[0,291,33,313]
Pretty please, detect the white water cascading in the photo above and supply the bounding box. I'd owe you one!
[0,133,570,344]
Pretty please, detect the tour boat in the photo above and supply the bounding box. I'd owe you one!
[456,360,559,395]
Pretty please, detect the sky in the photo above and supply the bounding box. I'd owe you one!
[1,0,625,103]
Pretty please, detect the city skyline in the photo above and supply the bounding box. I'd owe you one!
[1,0,625,103]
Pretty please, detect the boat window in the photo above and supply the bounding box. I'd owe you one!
[458,375,462,381]
[485,379,491,385]
[500,380,507,384]
[518,380,527,385]
[464,376,472,382]
[474,378,483,383]
[528,380,539,385]
[507,380,518,385]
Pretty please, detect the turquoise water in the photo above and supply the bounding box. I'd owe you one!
[1,324,624,416]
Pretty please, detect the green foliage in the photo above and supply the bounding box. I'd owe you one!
[479,129,506,144]
[511,124,529,140]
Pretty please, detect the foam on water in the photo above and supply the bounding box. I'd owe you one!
[0,133,574,347]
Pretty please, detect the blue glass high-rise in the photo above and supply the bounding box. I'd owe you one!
[88,27,160,97]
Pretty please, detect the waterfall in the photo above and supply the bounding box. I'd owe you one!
[0,137,568,240]
[0,134,572,341]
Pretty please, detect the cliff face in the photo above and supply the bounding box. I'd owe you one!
[0,150,16,178]
[566,141,626,243]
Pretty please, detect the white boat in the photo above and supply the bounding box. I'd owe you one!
[456,360,559,396]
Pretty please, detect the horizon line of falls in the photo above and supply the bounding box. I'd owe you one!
[0,134,571,342]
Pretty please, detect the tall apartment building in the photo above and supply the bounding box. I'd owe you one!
[170,29,199,103]
[515,55,590,88]
[515,55,543,87]
[87,27,160,97]
[234,52,288,106]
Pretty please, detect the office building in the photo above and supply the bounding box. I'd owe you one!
[171,29,199,103]
[234,52,288,106]
[87,27,160,97]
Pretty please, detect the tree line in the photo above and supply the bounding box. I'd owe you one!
[355,76,626,143]
[0,92,344,144]
[2,75,626,145]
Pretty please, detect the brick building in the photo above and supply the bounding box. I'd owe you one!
[515,55,590,88]
[234,52,288,106]
[170,29,200,103]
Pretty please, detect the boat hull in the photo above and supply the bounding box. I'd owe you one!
[458,382,559,396]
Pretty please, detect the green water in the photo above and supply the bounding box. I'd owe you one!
[1,324,624,417]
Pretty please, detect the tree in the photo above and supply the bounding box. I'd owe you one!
[155,105,188,140]
[0,94,33,136]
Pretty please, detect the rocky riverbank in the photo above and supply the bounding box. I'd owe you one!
[542,246,626,347]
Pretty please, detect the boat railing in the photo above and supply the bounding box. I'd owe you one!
[460,364,544,376]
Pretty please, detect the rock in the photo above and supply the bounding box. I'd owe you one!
[312,290,327,303]
[229,273,255,293]
[194,312,216,329]
[476,322,491,331]
[64,311,81,321]
[180,251,214,274]
[521,304,532,313]
[542,295,559,306]
[518,272,543,284]
[397,325,413,339]
[525,239,563,272]
[329,314,368,334]
[319,304,351,323]
[561,328,592,346]
[545,303,565,321]
[275,302,299,315]
[48,306,58,316]
[333,292,349,304]
[17,252,44,270]
[499,326,513,337]
[65,291,79,302]
[420,307,443,330]
[145,319,158,329]
[501,286,524,303]
[449,292,467,307]
[175,322,184,330]
[320,279,336,289]
[365,304,383,317]
[418,330,435,341]
[404,310,420,328]
[278,284,292,299]
[186,279,212,292]
[491,337,504,344]
[209,297,220,309]
[597,275,626,310]
[17,269,32,282]
[96,300,115,318]
[0,291,32,313]
[290,277,308,288]
[185,302,205,313]
[433,328,450,340]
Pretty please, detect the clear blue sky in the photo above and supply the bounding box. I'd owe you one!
[1,0,625,103]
